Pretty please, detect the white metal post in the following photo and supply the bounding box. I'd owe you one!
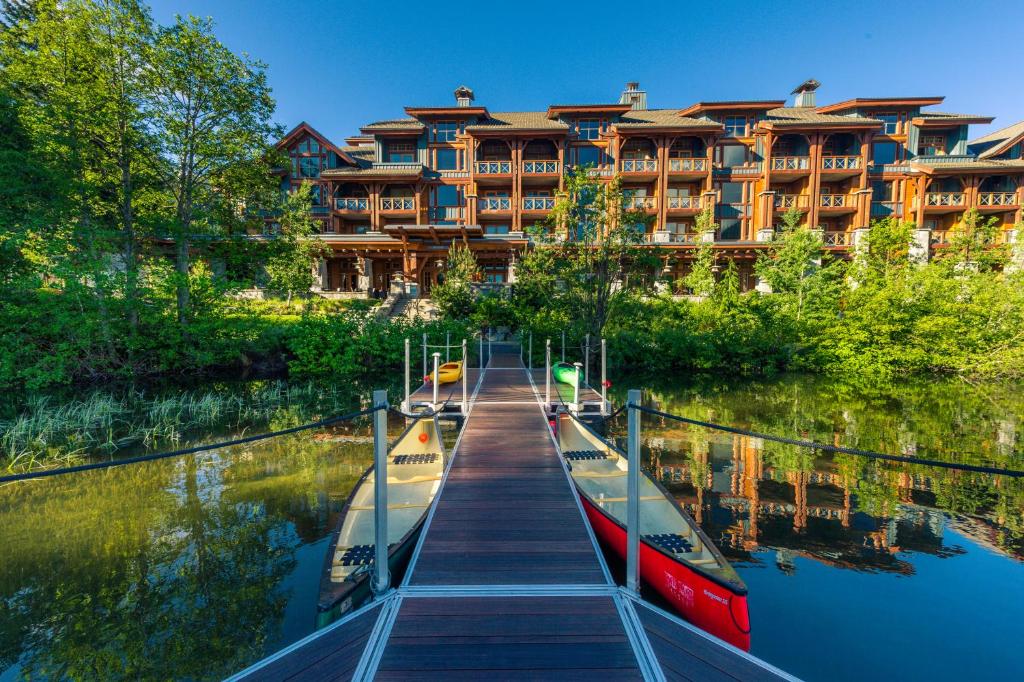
[488,331,491,361]
[601,339,608,416]
[422,332,427,380]
[584,333,590,386]
[479,335,484,371]
[528,332,533,372]
[545,339,551,406]
[403,338,410,412]
[572,362,582,412]
[432,352,440,406]
[446,331,450,362]
[461,339,468,414]
[626,389,641,594]
[372,389,390,595]
[561,330,566,362]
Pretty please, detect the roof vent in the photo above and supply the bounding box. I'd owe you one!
[620,81,647,111]
[791,79,820,108]
[454,85,475,107]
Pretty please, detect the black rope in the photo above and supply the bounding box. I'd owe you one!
[631,404,1024,478]
[0,405,382,484]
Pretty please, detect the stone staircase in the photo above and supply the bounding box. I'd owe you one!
[377,295,438,321]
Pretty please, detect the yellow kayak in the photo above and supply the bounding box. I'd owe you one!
[430,361,463,384]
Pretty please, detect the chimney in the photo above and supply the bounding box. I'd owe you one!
[619,81,647,110]
[454,85,474,108]
[791,79,820,108]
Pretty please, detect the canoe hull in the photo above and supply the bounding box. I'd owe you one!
[552,362,579,388]
[580,495,751,651]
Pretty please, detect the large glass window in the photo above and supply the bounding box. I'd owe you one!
[484,224,510,235]
[724,116,747,137]
[876,113,898,135]
[387,142,415,163]
[872,142,898,165]
[577,119,603,140]
[719,218,741,240]
[719,144,747,168]
[433,184,462,207]
[298,156,320,178]
[433,121,460,142]
[434,148,459,170]
[719,182,743,204]
[574,145,606,166]
[918,135,946,156]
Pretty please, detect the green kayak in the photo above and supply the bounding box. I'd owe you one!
[552,361,581,388]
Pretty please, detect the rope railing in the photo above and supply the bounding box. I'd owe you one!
[0,405,383,485]
[630,403,1024,478]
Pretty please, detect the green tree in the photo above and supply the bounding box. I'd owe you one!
[682,207,718,297]
[940,208,1008,273]
[432,242,479,319]
[755,208,831,321]
[263,182,325,304]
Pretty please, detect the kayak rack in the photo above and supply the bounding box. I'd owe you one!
[229,343,798,682]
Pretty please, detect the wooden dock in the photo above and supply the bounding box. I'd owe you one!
[231,344,797,681]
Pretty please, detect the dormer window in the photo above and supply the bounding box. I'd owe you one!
[432,121,462,143]
[386,141,415,163]
[918,134,946,156]
[876,113,898,135]
[576,119,604,140]
[724,116,748,137]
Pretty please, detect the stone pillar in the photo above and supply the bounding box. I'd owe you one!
[754,276,772,294]
[313,258,327,292]
[357,257,373,293]
[700,229,716,243]
[755,228,775,243]
[852,227,871,253]
[1006,229,1023,273]
[910,228,931,264]
[507,254,517,284]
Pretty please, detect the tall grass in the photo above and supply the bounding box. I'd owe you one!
[0,381,363,470]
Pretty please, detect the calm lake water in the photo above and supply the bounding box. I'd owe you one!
[1,373,1022,680]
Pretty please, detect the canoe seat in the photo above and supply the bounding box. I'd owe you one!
[337,544,374,567]
[563,450,612,461]
[393,453,441,465]
[646,533,693,554]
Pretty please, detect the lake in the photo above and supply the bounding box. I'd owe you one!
[1,373,1021,680]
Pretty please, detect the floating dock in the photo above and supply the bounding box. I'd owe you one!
[231,344,797,681]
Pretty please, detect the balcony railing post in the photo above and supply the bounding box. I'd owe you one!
[626,388,642,595]
[372,389,390,596]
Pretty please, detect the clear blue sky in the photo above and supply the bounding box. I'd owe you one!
[147,0,1023,143]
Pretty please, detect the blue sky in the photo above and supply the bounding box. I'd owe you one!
[147,0,1024,143]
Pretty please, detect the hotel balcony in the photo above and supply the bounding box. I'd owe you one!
[774,194,810,211]
[379,197,416,213]
[823,231,852,247]
[478,197,512,213]
[620,159,659,175]
[666,196,701,213]
[666,158,707,179]
[648,231,697,244]
[820,155,862,179]
[818,194,856,213]
[770,156,811,175]
[522,197,556,212]
[474,161,513,182]
[977,191,1019,211]
[915,192,966,213]
[521,160,560,176]
[335,197,369,213]
[623,196,658,211]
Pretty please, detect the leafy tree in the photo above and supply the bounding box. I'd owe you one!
[682,207,718,297]
[755,209,835,321]
[263,182,325,304]
[939,208,1008,273]
[431,242,479,319]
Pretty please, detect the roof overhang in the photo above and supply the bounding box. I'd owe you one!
[756,120,882,132]
[404,106,489,118]
[345,135,373,145]
[613,124,723,134]
[911,115,994,127]
[465,126,568,136]
[677,101,785,117]
[816,97,944,113]
[911,160,1024,175]
[321,167,424,181]
[276,122,356,164]
[358,126,423,136]
[546,104,633,120]
[382,224,484,239]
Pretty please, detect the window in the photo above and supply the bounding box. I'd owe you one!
[432,184,462,207]
[871,180,893,202]
[574,145,605,166]
[719,218,741,240]
[876,113,898,135]
[577,119,603,140]
[435,148,460,170]
[352,224,369,234]
[433,121,460,142]
[918,135,946,156]
[484,224,510,235]
[871,142,898,165]
[483,266,506,283]
[387,142,415,163]
[666,187,691,198]
[1007,142,1021,160]
[298,156,320,178]
[719,182,743,204]
[665,222,690,234]
[309,185,323,205]
[724,116,747,137]
[719,144,747,168]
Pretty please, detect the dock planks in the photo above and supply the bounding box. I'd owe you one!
[230,343,796,681]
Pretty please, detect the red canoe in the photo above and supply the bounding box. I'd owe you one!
[556,413,751,651]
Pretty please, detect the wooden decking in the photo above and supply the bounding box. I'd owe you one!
[230,344,797,681]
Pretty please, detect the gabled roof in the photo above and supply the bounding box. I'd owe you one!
[815,97,944,113]
[677,100,785,117]
[969,120,1024,159]
[546,104,633,120]
[613,109,723,132]
[758,107,882,130]
[466,111,569,132]
[276,122,356,165]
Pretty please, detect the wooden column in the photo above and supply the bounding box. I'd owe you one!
[370,182,381,231]
[704,136,715,192]
[915,176,927,227]
[807,133,823,229]
[657,135,669,231]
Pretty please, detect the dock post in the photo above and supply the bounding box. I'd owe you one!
[528,332,533,372]
[404,338,410,412]
[584,334,590,386]
[422,332,427,381]
[488,330,492,362]
[601,339,608,416]
[432,352,440,406]
[572,362,582,413]
[446,331,450,362]
[479,335,484,370]
[462,339,468,414]
[372,389,390,595]
[626,389,641,594]
[561,330,565,362]
[545,339,551,407]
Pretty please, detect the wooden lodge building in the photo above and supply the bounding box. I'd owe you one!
[275,80,1024,296]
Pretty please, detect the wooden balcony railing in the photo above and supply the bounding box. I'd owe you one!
[522,160,559,174]
[621,159,658,173]
[479,197,511,211]
[475,161,512,174]
[771,156,811,171]
[667,158,707,172]
[522,197,555,210]
[649,231,697,244]
[978,192,1017,206]
[335,197,369,211]
[925,192,965,207]
[379,197,415,211]
[821,156,861,170]
[623,196,657,210]
[824,231,851,246]
[819,194,846,208]
[667,196,700,210]
[774,194,809,209]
